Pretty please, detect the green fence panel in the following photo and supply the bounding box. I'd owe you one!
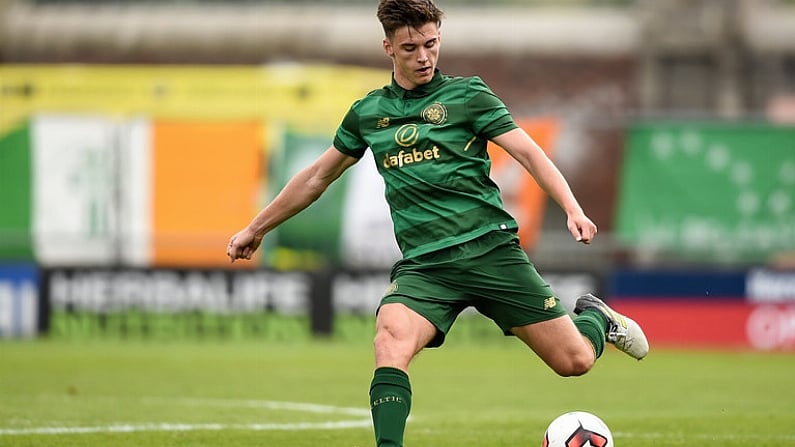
[0,122,34,261]
[616,122,795,264]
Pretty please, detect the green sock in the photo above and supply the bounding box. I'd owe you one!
[574,309,607,358]
[370,367,412,447]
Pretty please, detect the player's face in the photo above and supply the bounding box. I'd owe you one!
[383,22,441,90]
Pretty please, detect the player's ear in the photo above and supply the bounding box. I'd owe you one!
[383,38,394,58]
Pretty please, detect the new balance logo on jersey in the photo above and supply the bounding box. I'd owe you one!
[376,117,391,128]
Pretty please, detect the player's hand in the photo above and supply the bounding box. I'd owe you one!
[226,228,263,263]
[567,213,597,245]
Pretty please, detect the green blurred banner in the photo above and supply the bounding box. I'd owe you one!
[616,122,795,264]
[265,128,348,269]
[0,123,34,260]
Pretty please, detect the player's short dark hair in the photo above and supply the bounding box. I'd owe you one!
[377,0,444,39]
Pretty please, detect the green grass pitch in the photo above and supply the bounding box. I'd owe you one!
[1,315,794,447]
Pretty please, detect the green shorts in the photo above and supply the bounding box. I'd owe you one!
[380,230,567,347]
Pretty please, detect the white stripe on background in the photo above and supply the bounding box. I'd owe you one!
[339,150,401,269]
[118,118,152,266]
[32,114,119,266]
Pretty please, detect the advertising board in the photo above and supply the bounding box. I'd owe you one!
[0,264,40,338]
[610,268,795,351]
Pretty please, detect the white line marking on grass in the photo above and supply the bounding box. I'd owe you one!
[0,398,373,436]
[140,397,371,416]
[614,432,795,442]
[0,420,373,436]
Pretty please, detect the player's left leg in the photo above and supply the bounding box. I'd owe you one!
[511,315,598,377]
[574,293,649,360]
[510,293,650,376]
[465,231,628,375]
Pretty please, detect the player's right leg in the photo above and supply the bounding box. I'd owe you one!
[370,302,437,447]
[373,302,437,371]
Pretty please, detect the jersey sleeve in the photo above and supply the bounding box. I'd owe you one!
[466,77,518,140]
[333,102,368,159]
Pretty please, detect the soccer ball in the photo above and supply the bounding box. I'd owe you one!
[542,411,614,447]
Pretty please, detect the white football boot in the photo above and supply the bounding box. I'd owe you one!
[574,293,649,360]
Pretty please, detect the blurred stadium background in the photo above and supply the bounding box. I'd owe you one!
[1,0,795,353]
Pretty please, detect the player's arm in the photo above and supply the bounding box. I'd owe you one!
[491,128,597,244]
[227,145,359,262]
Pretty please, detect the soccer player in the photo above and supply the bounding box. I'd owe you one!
[226,1,649,446]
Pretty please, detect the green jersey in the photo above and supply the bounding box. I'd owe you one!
[333,70,519,259]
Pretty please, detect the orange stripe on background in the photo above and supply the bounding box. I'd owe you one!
[488,118,560,251]
[152,121,263,267]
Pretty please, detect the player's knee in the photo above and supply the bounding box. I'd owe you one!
[374,317,403,345]
[373,321,411,352]
[551,352,594,377]
[372,326,394,350]
[373,328,415,369]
